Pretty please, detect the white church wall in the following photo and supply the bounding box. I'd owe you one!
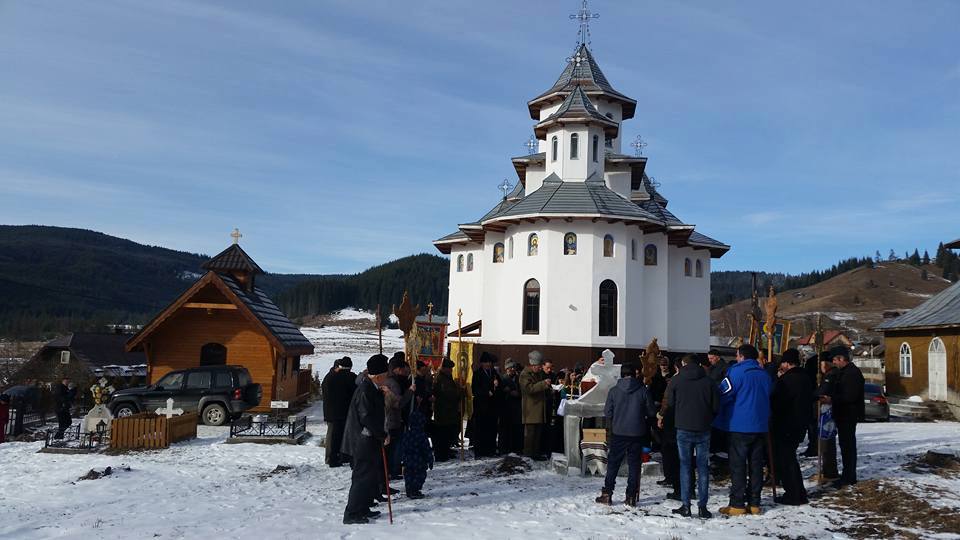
[641,233,670,348]
[545,125,591,181]
[594,98,623,153]
[666,246,711,353]
[447,244,484,329]
[589,222,631,349]
[623,227,647,349]
[524,164,547,194]
[539,101,562,122]
[605,166,631,198]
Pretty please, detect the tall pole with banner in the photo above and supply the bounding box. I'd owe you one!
[456,308,465,463]
[815,312,825,485]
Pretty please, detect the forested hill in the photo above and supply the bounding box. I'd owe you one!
[274,254,449,320]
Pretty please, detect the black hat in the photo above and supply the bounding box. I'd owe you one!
[442,357,455,369]
[782,348,801,366]
[388,355,407,371]
[828,346,851,361]
[392,351,406,361]
[339,356,352,369]
[708,349,722,356]
[479,351,495,364]
[367,354,389,375]
[415,360,426,369]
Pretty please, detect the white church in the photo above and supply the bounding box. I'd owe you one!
[434,13,729,367]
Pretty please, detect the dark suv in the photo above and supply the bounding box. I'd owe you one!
[108,365,262,426]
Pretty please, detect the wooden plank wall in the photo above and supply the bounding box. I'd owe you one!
[884,330,960,398]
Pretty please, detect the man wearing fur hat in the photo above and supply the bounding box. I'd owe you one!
[519,350,554,460]
[342,354,391,524]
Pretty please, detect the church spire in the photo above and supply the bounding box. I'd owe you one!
[527,44,636,121]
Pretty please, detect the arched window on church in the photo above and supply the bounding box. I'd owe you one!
[564,233,577,255]
[684,258,692,276]
[493,243,505,263]
[695,259,703,278]
[508,237,514,259]
[603,235,614,257]
[200,343,227,366]
[456,254,464,272]
[570,133,579,159]
[592,135,599,162]
[551,136,558,162]
[467,253,474,271]
[631,239,637,260]
[528,233,539,256]
[644,244,658,266]
[523,279,541,335]
[599,280,617,336]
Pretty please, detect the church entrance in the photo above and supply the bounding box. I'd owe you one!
[200,343,227,366]
[928,338,947,401]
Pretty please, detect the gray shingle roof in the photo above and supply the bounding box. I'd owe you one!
[687,231,729,249]
[42,333,146,368]
[876,280,960,330]
[637,199,686,226]
[219,273,314,353]
[528,44,636,120]
[435,230,469,243]
[203,244,264,274]
[534,85,619,138]
[482,174,662,223]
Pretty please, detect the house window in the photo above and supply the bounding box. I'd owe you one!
[456,255,464,272]
[551,136,558,161]
[466,253,474,271]
[523,279,541,334]
[592,135,599,162]
[899,342,912,377]
[695,259,703,278]
[631,239,637,260]
[599,280,617,336]
[528,233,539,256]
[509,237,514,259]
[603,235,614,257]
[564,233,577,255]
[684,258,692,276]
[200,343,227,366]
[570,133,579,159]
[644,244,658,266]
[493,243,505,263]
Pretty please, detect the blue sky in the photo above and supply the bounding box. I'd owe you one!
[1,1,958,274]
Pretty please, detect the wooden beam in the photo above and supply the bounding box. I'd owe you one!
[183,302,237,310]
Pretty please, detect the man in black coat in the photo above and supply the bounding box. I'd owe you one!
[322,357,356,467]
[771,349,815,505]
[53,377,76,439]
[471,352,500,457]
[496,359,523,455]
[825,346,864,488]
[341,354,390,525]
[705,349,730,457]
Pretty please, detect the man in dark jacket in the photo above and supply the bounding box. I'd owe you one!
[497,359,523,455]
[595,363,655,507]
[432,358,463,462]
[384,355,414,478]
[53,377,76,439]
[341,354,390,525]
[716,344,773,517]
[414,361,434,420]
[826,346,864,488]
[816,354,840,481]
[706,349,730,458]
[666,355,720,518]
[471,352,500,457]
[322,357,357,467]
[771,349,815,505]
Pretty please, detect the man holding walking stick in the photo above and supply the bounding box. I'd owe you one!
[342,354,391,525]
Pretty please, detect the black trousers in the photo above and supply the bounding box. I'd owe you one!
[433,424,457,462]
[729,432,765,508]
[774,431,807,503]
[325,421,346,466]
[498,418,523,455]
[344,438,381,518]
[55,409,71,438]
[473,411,498,457]
[661,427,680,490]
[837,420,858,483]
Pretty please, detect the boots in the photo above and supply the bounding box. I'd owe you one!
[698,506,712,519]
[719,506,747,516]
[595,491,612,505]
[625,492,638,507]
[671,505,691,517]
[749,505,762,515]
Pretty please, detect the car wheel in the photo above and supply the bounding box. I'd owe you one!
[202,403,228,426]
[113,403,138,417]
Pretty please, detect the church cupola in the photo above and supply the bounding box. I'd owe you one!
[201,229,264,292]
[535,84,618,181]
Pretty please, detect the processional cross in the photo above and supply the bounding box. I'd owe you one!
[630,135,648,157]
[570,0,599,47]
[498,179,512,199]
[231,228,242,245]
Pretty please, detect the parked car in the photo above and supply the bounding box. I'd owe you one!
[108,365,262,426]
[864,383,890,422]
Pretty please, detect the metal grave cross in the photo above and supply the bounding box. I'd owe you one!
[524,135,538,155]
[648,176,661,189]
[230,228,242,245]
[570,0,599,47]
[155,398,183,419]
[630,135,648,157]
[498,179,513,198]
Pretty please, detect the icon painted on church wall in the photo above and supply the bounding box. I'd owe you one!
[684,258,692,276]
[457,254,464,272]
[644,244,658,266]
[467,253,474,271]
[564,233,577,255]
[493,243,505,263]
[603,234,614,257]
[528,234,539,256]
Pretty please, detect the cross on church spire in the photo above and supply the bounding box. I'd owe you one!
[499,179,513,199]
[630,135,648,157]
[570,0,599,47]
[230,228,242,245]
[524,135,538,155]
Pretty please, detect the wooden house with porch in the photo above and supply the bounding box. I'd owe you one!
[125,239,314,411]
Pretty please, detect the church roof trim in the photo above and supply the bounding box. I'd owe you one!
[528,44,637,120]
[534,85,619,139]
[685,231,731,258]
[876,279,960,331]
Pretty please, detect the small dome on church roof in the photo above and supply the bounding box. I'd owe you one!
[528,44,636,121]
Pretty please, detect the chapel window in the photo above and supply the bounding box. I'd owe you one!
[200,343,227,366]
[551,136,558,162]
[528,233,539,256]
[603,235,614,257]
[684,258,692,276]
[493,243,505,263]
[457,254,464,272]
[695,259,703,278]
[570,133,579,159]
[508,237,514,259]
[899,342,912,377]
[644,244,658,266]
[564,233,577,255]
[599,280,618,337]
[467,253,474,272]
[592,135,599,162]
[523,279,541,335]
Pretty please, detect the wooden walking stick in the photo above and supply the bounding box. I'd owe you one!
[766,431,777,500]
[815,313,825,486]
[381,444,394,524]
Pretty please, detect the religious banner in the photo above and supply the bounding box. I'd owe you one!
[754,319,792,356]
[448,340,474,418]
[413,321,448,370]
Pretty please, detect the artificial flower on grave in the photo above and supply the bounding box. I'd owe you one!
[90,377,116,406]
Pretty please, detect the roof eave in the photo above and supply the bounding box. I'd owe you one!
[481,213,665,229]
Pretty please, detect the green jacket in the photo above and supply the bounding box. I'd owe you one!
[433,371,463,427]
[519,367,553,424]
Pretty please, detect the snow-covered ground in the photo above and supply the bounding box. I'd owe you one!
[300,324,404,376]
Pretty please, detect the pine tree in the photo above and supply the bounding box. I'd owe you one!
[935,242,947,267]
[909,249,921,266]
[922,250,931,265]
[888,249,896,261]
[875,250,882,263]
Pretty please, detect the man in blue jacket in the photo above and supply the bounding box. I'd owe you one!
[715,345,773,516]
[595,363,656,507]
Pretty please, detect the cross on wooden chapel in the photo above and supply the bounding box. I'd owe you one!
[231,228,242,245]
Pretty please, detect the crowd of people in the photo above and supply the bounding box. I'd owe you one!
[322,343,865,525]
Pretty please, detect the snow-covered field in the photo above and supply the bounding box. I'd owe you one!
[300,318,405,376]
